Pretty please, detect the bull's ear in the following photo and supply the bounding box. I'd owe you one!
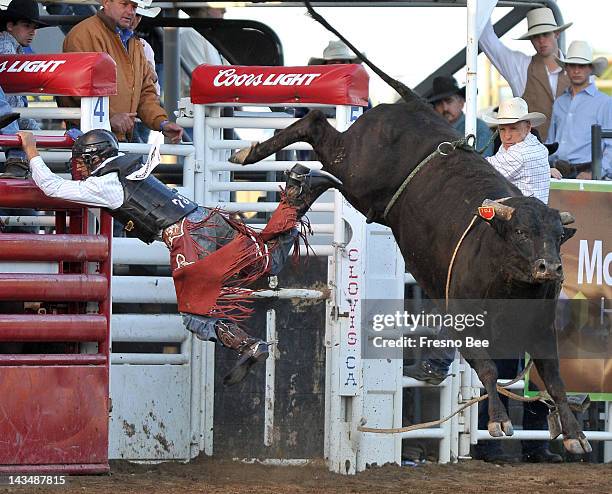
[483,216,509,237]
[561,227,577,244]
[477,211,507,237]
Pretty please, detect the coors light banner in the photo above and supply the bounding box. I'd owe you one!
[190,64,369,106]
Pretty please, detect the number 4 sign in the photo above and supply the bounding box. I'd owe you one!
[81,96,110,132]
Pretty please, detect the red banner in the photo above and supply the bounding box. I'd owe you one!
[0,53,116,97]
[191,64,369,106]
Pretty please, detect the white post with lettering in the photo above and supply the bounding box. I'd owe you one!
[81,96,111,133]
[325,105,405,474]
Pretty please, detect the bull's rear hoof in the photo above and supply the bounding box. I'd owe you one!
[229,143,258,165]
[487,420,513,437]
[501,420,514,436]
[563,436,592,454]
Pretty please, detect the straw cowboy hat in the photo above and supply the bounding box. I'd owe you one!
[1,0,49,27]
[482,97,546,127]
[516,7,572,40]
[133,0,161,18]
[136,5,161,18]
[426,76,466,104]
[555,40,608,77]
[308,40,360,65]
[97,0,160,18]
[120,0,160,18]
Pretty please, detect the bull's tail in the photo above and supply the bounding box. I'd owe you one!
[304,1,418,103]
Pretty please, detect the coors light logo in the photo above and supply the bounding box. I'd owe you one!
[0,60,66,73]
[213,68,322,87]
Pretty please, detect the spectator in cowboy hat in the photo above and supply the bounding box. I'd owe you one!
[129,4,162,143]
[479,7,573,141]
[483,97,551,203]
[548,40,612,180]
[0,0,33,177]
[427,75,493,157]
[0,0,51,132]
[308,39,361,65]
[61,0,183,143]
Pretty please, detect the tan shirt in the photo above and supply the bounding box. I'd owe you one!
[61,11,167,142]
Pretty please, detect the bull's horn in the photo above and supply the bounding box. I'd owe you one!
[482,199,515,221]
[559,212,575,225]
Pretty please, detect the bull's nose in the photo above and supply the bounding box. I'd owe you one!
[533,259,563,280]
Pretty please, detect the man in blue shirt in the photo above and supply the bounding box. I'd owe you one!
[548,41,612,180]
[427,76,494,157]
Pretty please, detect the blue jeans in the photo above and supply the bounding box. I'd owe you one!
[0,84,25,169]
[0,85,18,135]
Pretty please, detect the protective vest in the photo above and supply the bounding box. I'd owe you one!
[94,154,198,243]
[523,54,570,142]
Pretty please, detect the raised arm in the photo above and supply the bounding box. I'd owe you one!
[479,19,531,96]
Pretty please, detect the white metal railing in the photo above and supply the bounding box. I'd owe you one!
[179,115,336,130]
[463,365,612,458]
[112,314,186,342]
[209,161,323,172]
[406,357,612,462]
[16,107,81,119]
[401,359,459,463]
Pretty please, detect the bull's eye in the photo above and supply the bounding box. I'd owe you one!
[514,228,529,242]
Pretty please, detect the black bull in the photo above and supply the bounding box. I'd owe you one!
[229,0,591,455]
[229,102,591,455]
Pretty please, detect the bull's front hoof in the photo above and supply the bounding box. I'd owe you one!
[487,420,513,437]
[563,436,592,454]
[229,143,258,165]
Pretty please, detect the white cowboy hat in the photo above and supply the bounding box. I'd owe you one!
[98,0,159,17]
[516,7,572,40]
[308,40,361,65]
[136,5,161,17]
[482,97,546,127]
[555,40,608,77]
[128,0,160,17]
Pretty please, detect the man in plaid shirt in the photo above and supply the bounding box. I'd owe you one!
[483,97,551,204]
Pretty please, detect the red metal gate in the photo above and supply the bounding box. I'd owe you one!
[0,144,112,473]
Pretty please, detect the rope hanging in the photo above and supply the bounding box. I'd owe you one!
[357,361,552,434]
[383,129,499,220]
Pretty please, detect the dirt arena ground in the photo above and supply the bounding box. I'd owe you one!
[4,456,611,494]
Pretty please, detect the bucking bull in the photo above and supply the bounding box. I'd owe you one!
[230,2,591,455]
